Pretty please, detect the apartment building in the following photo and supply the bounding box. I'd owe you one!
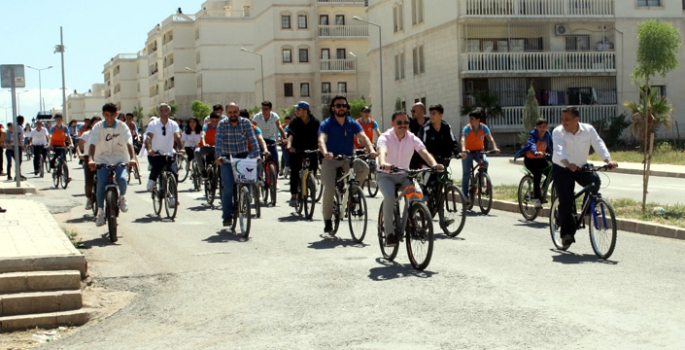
[367,0,685,139]
[103,54,140,114]
[65,84,106,121]
[251,0,371,116]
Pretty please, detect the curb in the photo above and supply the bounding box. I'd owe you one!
[0,255,87,279]
[0,185,37,195]
[508,159,685,178]
[492,199,685,240]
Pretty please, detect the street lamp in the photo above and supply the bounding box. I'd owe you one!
[185,67,203,102]
[353,16,384,128]
[349,52,359,101]
[17,90,29,115]
[241,47,265,103]
[0,107,10,124]
[26,65,54,112]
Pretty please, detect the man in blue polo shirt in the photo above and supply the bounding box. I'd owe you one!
[318,95,377,234]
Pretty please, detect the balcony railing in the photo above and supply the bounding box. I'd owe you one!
[462,51,616,74]
[489,105,617,131]
[317,0,367,4]
[162,14,196,28]
[318,25,368,38]
[461,0,614,18]
[320,59,356,72]
[163,65,174,77]
[195,10,252,19]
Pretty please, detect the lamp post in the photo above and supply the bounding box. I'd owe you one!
[241,47,265,103]
[0,107,10,124]
[26,66,53,112]
[184,67,203,102]
[349,52,359,101]
[353,16,384,128]
[17,90,29,115]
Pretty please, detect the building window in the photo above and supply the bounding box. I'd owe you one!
[393,4,404,32]
[195,27,200,40]
[322,82,331,94]
[298,15,307,29]
[320,15,329,25]
[283,49,292,63]
[282,15,291,29]
[642,85,666,98]
[565,36,590,51]
[637,0,661,6]
[400,52,405,79]
[336,48,346,59]
[412,0,424,25]
[300,83,310,97]
[338,82,347,93]
[284,83,294,97]
[415,97,427,106]
[299,48,309,63]
[412,46,425,75]
[395,54,400,80]
[335,15,345,25]
[196,52,201,64]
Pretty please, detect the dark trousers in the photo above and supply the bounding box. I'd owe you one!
[50,147,67,168]
[33,146,48,174]
[83,156,95,198]
[5,149,21,176]
[524,157,549,199]
[264,139,279,174]
[147,155,177,182]
[289,152,318,195]
[553,164,601,238]
[184,147,195,163]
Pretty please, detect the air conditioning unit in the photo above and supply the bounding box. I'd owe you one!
[555,24,569,36]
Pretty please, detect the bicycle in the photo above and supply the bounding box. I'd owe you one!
[465,150,495,214]
[200,149,221,206]
[175,150,190,183]
[363,157,379,197]
[96,163,126,243]
[420,156,467,237]
[329,154,369,243]
[25,144,32,161]
[126,156,142,185]
[51,146,70,189]
[150,153,178,220]
[294,150,318,220]
[34,145,47,178]
[224,156,258,238]
[189,158,202,192]
[517,158,556,221]
[377,167,436,270]
[549,164,617,259]
[260,153,278,207]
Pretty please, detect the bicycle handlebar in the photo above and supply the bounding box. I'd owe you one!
[96,163,127,170]
[580,163,615,172]
[389,167,438,175]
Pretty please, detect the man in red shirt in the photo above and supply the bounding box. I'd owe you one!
[49,114,73,169]
[354,106,381,149]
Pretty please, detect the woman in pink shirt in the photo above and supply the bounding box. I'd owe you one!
[376,111,444,247]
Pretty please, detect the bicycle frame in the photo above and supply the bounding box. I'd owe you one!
[391,178,425,237]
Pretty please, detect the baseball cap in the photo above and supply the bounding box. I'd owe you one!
[294,101,310,110]
[361,106,371,112]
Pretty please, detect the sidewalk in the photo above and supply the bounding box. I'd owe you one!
[0,179,37,194]
[509,158,685,178]
[0,199,87,277]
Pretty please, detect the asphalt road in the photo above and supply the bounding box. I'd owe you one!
[16,157,685,349]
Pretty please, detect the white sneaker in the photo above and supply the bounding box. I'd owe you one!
[85,199,93,210]
[147,179,155,192]
[533,199,542,209]
[119,196,129,213]
[95,208,106,227]
[168,197,178,208]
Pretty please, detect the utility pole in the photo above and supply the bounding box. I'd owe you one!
[55,26,67,122]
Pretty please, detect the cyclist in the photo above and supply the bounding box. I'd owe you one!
[458,109,500,205]
[48,114,73,170]
[182,117,202,166]
[88,103,136,227]
[354,106,381,150]
[195,112,221,180]
[243,110,269,154]
[203,104,225,124]
[280,115,292,178]
[67,119,79,158]
[318,95,377,234]
[286,101,320,207]
[79,116,101,210]
[377,111,444,247]
[514,118,553,208]
[125,113,141,153]
[552,106,617,247]
[29,120,50,176]
[253,101,286,177]
[146,103,182,202]
[215,103,261,227]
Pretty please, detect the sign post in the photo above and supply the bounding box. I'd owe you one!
[1,64,26,187]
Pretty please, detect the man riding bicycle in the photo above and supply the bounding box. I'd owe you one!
[286,101,320,207]
[354,106,381,150]
[377,111,444,247]
[459,109,500,205]
[253,101,286,177]
[88,103,136,227]
[318,95,377,234]
[195,112,221,180]
[29,121,50,176]
[146,103,182,205]
[48,114,73,170]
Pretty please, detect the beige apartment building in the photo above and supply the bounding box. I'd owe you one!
[65,84,106,122]
[103,54,139,114]
[366,0,685,140]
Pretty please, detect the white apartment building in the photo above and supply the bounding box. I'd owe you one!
[366,0,685,140]
[103,54,139,114]
[65,84,106,122]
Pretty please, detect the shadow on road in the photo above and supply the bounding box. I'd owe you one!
[132,214,175,224]
[433,233,465,241]
[550,250,619,265]
[466,210,495,217]
[307,235,367,250]
[186,204,217,212]
[133,190,150,194]
[77,234,118,248]
[278,213,313,223]
[368,258,437,281]
[203,230,248,243]
[71,193,85,197]
[65,215,95,224]
[515,220,548,229]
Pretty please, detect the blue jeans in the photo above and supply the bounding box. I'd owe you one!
[96,166,127,209]
[220,163,236,221]
[462,152,489,199]
[281,145,290,169]
[264,139,279,174]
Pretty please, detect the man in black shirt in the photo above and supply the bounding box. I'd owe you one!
[286,101,320,207]
[409,102,428,168]
[416,104,459,166]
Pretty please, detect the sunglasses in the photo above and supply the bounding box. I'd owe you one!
[395,121,410,126]
[162,126,166,136]
[334,103,349,109]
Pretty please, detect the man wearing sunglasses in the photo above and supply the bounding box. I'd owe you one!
[146,103,182,198]
[318,95,377,234]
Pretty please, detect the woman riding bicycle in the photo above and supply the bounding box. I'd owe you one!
[514,118,553,209]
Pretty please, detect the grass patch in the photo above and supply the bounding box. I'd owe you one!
[493,184,685,228]
[62,228,81,249]
[588,150,685,165]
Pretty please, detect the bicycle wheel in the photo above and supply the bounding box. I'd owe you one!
[164,173,178,220]
[205,169,216,205]
[348,185,367,243]
[295,180,304,214]
[331,188,342,235]
[377,203,399,261]
[38,154,44,178]
[365,171,379,197]
[406,202,434,270]
[45,155,51,174]
[25,147,32,161]
[106,189,118,243]
[589,198,617,259]
[152,178,163,216]
[467,175,476,210]
[549,198,568,251]
[60,162,69,189]
[52,165,60,188]
[518,175,539,221]
[303,175,317,220]
[252,184,261,219]
[238,186,251,238]
[477,172,493,214]
[191,161,201,191]
[267,162,277,206]
[261,168,270,205]
[315,180,323,203]
[177,155,189,183]
[439,184,466,237]
[91,175,98,217]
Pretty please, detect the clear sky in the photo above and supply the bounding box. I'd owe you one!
[0,0,204,124]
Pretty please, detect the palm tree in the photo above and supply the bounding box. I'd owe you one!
[460,91,503,126]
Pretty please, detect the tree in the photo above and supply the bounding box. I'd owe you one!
[460,91,503,126]
[519,83,541,144]
[627,19,680,212]
[132,106,145,128]
[169,103,179,117]
[278,106,295,121]
[348,97,369,120]
[191,100,211,120]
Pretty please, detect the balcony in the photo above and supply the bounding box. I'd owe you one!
[462,51,616,75]
[195,9,252,19]
[161,14,196,28]
[318,25,368,38]
[461,0,614,18]
[489,105,617,131]
[320,59,356,72]
[163,65,174,77]
[317,0,366,3]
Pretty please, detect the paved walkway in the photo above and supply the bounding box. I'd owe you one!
[0,198,86,277]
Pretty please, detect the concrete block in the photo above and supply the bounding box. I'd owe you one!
[0,273,29,294]
[0,290,81,316]
[0,310,89,331]
[27,271,81,292]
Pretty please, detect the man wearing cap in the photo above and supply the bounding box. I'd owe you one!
[354,106,381,150]
[286,101,320,207]
[48,114,73,170]
[252,101,286,176]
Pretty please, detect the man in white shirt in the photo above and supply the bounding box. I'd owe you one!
[29,121,50,176]
[552,106,617,247]
[145,103,182,198]
[88,103,136,227]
